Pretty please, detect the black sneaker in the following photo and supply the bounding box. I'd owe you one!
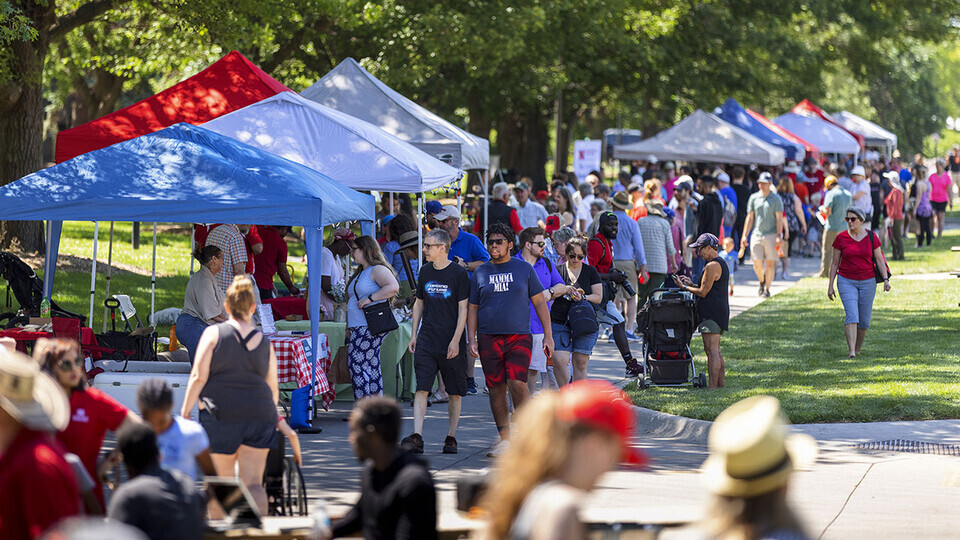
[442,436,458,454]
[625,357,643,377]
[764,289,771,298]
[401,433,424,454]
[466,378,478,395]
[757,283,765,297]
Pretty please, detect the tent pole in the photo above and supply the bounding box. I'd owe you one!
[150,223,157,326]
[418,192,424,271]
[103,222,114,332]
[89,222,99,327]
[483,171,489,240]
[189,225,195,275]
[389,193,394,217]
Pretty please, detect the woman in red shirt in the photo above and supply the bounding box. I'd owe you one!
[35,338,139,508]
[827,207,891,358]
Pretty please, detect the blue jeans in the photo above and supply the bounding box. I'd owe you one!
[692,256,706,284]
[837,276,877,329]
[176,312,209,364]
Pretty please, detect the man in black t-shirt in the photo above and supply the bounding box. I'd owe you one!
[403,229,470,455]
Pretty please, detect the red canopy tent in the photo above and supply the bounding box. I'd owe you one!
[745,108,820,161]
[55,51,290,163]
[791,99,865,151]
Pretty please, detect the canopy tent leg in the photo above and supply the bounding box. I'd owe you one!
[103,222,114,332]
[89,222,99,326]
[150,223,157,326]
[189,225,195,275]
[42,220,63,301]
[418,192,424,270]
[304,226,325,426]
[389,193,394,218]
[482,170,489,241]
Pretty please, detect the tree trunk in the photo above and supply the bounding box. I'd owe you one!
[497,107,549,191]
[0,14,50,254]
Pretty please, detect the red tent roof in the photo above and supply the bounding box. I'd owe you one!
[791,99,865,151]
[55,51,290,163]
[745,108,820,161]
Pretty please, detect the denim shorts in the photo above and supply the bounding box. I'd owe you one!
[837,275,877,329]
[552,322,599,356]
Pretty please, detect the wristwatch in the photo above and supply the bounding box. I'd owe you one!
[548,286,555,296]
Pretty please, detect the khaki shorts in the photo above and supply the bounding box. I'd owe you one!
[750,233,778,261]
[613,260,638,301]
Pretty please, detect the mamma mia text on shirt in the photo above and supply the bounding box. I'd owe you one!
[489,273,514,292]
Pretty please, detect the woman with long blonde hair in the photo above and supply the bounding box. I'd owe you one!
[776,174,807,280]
[345,235,400,399]
[481,380,645,540]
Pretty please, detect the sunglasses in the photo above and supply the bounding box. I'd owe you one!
[567,253,585,260]
[351,245,361,251]
[845,217,860,222]
[529,241,545,248]
[57,358,82,371]
[486,238,507,246]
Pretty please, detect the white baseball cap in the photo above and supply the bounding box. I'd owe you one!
[850,165,866,177]
[433,205,460,221]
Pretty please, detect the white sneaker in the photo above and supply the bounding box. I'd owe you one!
[487,439,509,458]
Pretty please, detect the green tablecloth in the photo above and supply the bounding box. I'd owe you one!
[274,320,414,400]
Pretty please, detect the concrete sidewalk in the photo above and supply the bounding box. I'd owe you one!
[297,252,960,538]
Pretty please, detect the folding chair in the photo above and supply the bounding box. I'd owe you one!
[104,295,145,333]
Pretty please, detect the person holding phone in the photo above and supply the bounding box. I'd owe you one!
[672,234,729,389]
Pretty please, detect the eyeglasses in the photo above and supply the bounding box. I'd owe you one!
[422,243,443,249]
[845,217,860,222]
[567,253,585,260]
[486,238,507,246]
[57,359,81,371]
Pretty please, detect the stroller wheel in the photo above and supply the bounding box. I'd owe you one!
[638,376,649,390]
[697,372,707,388]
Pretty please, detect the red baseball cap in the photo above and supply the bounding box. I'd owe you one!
[544,215,562,234]
[535,190,549,201]
[556,380,648,468]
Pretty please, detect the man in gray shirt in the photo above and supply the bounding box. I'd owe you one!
[108,424,205,540]
[741,172,784,298]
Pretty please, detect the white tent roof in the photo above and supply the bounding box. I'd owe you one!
[773,112,860,155]
[202,92,462,193]
[302,58,490,171]
[831,111,898,149]
[613,110,786,165]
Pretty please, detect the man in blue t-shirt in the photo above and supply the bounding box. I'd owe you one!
[467,223,553,458]
[436,205,490,394]
[516,227,565,394]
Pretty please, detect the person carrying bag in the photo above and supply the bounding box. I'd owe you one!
[549,238,605,385]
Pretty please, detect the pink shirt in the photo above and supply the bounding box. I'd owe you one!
[929,172,952,203]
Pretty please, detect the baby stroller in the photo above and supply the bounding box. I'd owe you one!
[636,288,706,389]
[0,251,85,328]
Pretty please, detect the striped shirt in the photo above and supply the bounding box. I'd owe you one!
[637,214,676,274]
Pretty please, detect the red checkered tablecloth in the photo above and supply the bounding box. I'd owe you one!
[268,333,334,409]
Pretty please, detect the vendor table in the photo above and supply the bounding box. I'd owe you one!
[0,328,53,353]
[274,320,414,400]
[266,333,334,410]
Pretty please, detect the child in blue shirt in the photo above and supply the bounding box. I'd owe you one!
[719,237,738,296]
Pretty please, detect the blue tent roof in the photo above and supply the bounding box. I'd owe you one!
[0,122,375,226]
[714,99,805,161]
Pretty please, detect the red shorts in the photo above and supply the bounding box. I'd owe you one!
[477,334,532,387]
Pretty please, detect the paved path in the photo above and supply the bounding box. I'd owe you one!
[298,252,960,538]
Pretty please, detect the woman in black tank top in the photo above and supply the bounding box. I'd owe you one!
[181,276,279,515]
[672,233,729,389]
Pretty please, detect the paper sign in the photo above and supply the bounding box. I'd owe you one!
[258,304,276,334]
[573,139,602,181]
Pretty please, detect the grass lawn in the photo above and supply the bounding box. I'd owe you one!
[888,224,960,275]
[628,277,960,423]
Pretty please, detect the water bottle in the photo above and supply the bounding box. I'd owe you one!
[310,501,332,539]
[40,297,51,318]
[169,325,179,351]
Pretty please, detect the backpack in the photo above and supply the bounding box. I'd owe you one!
[721,192,737,226]
[558,265,599,337]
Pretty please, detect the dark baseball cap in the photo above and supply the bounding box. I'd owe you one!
[689,233,720,249]
[425,200,443,215]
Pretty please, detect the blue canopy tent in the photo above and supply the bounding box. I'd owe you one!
[714,98,805,161]
[0,122,375,404]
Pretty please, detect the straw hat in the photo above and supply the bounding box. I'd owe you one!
[610,191,634,211]
[398,231,420,250]
[0,347,69,431]
[701,396,818,497]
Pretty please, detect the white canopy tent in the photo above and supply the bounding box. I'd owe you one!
[613,109,786,166]
[301,58,489,171]
[830,111,898,157]
[203,92,463,192]
[773,112,860,155]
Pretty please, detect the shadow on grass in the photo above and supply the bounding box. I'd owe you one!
[630,279,960,423]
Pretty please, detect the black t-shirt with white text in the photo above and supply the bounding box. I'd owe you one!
[416,262,470,352]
